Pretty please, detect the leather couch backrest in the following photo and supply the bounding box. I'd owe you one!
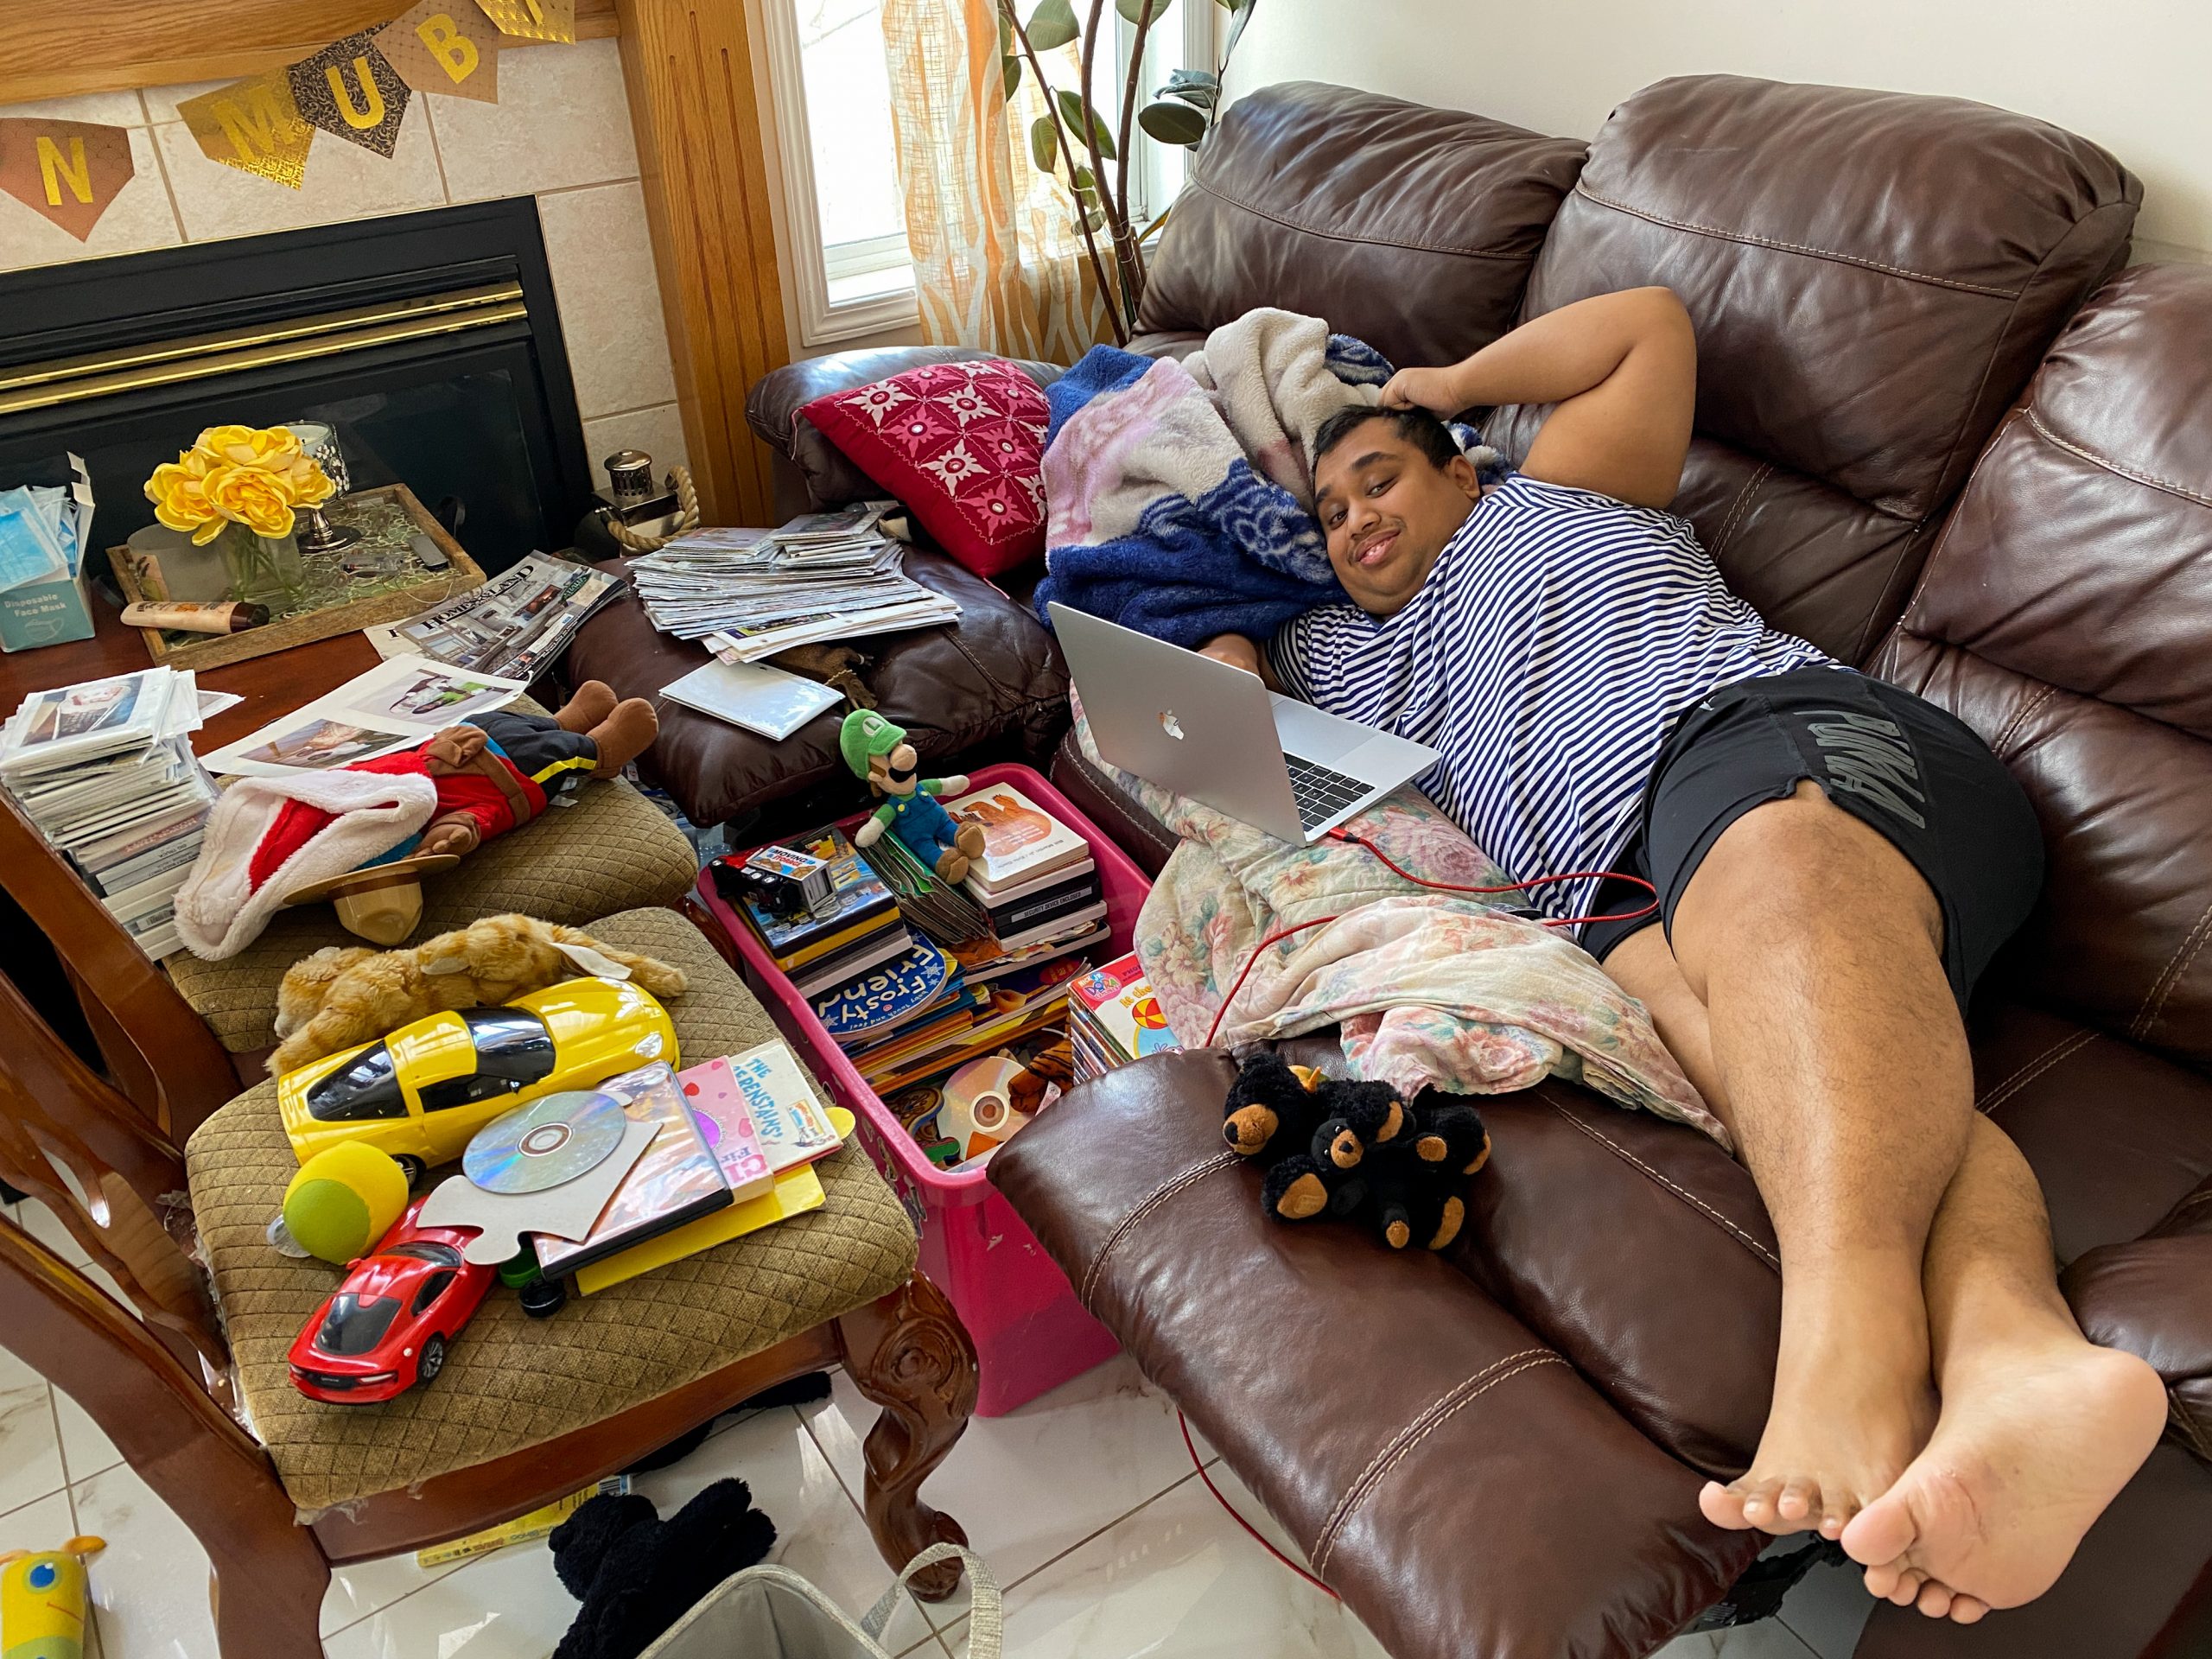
[1133,81,1587,372]
[1491,75,2139,663]
[1877,264,2212,1069]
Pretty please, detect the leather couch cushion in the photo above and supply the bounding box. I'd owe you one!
[564,554,1069,829]
[989,1051,1761,1659]
[745,346,1065,515]
[1522,74,2139,521]
[1135,81,1587,372]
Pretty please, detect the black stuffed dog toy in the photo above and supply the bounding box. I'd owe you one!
[550,1478,778,1659]
[1222,1053,1491,1251]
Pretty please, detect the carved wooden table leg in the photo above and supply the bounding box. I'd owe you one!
[835,1270,978,1600]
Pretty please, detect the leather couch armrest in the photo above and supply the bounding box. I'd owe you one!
[2063,1179,2212,1462]
[745,346,1066,512]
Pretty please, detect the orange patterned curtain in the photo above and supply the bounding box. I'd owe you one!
[881,0,1115,363]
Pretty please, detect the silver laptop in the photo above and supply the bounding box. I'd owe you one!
[1050,603,1438,843]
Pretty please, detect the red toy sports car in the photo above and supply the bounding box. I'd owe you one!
[287,1197,493,1404]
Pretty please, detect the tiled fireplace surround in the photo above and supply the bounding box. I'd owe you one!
[0,39,691,493]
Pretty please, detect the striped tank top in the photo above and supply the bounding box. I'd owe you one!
[1268,473,1832,928]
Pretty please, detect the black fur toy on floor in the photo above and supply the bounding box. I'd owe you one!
[550,1478,778,1659]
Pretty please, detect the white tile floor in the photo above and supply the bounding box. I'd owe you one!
[1,1196,1876,1659]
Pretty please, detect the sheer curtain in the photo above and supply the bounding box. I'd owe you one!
[880,0,1116,363]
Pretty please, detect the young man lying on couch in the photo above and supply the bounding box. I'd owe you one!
[1195,286,2165,1624]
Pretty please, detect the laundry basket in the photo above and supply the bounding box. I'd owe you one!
[639,1545,998,1659]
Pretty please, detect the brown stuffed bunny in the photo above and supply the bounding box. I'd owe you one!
[268,913,687,1076]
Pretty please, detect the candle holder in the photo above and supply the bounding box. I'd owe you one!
[295,502,362,556]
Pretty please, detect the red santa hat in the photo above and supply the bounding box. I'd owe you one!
[175,769,437,960]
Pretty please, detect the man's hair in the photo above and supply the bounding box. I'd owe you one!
[1311,404,1461,475]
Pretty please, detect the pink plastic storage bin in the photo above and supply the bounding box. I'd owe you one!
[702,762,1142,1415]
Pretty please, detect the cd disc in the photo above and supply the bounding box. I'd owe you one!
[939,1057,1029,1161]
[465,1090,627,1193]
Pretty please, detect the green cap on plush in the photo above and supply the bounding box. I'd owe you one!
[839,708,908,779]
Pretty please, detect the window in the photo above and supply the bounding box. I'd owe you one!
[1115,1,1219,227]
[766,0,918,345]
[412,1271,457,1315]
[304,1044,405,1122]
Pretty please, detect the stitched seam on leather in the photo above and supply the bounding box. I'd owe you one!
[1895,406,2025,646]
[1572,185,2021,297]
[1078,1151,1238,1307]
[1975,1029,2100,1116]
[1187,175,1536,262]
[2170,1390,2211,1461]
[2134,898,2212,1041]
[1546,1099,1781,1270]
[1312,1353,1567,1573]
[1069,745,1176,861]
[1711,462,1770,559]
[1987,683,2060,760]
[2027,410,2212,512]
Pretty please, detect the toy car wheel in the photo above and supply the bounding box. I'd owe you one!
[395,1155,427,1188]
[519,1278,568,1319]
[416,1333,448,1384]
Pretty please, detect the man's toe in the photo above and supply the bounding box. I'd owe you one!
[1698,1480,1750,1529]
[1916,1580,1954,1619]
[1776,1478,1817,1525]
[1948,1595,1988,1624]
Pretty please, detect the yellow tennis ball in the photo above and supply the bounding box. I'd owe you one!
[283,1143,410,1264]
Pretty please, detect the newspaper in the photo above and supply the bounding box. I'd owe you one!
[372,553,625,681]
[201,655,526,778]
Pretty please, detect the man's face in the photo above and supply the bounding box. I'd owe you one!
[1313,421,1481,616]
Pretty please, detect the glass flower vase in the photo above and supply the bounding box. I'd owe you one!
[214,520,307,611]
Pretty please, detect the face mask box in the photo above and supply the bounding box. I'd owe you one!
[0,456,96,654]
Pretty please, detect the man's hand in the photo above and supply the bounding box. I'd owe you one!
[1378,365,1466,418]
[1198,633,1265,678]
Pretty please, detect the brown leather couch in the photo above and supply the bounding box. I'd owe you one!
[751,76,2212,1657]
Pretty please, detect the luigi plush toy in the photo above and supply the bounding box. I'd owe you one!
[840,709,988,882]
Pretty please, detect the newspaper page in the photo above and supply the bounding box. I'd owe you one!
[372,554,626,681]
[201,655,526,777]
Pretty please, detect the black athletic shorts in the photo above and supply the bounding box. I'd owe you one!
[1579,664,2044,1007]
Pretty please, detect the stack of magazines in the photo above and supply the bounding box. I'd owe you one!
[380,553,626,681]
[0,666,213,958]
[627,505,962,664]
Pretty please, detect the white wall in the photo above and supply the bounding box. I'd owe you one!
[1225,0,2212,263]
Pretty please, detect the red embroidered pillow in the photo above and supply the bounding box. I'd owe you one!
[798,359,1050,580]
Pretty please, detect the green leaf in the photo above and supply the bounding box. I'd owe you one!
[1138,99,1208,145]
[1026,0,1079,51]
[1224,0,1257,55]
[1030,114,1058,174]
[1071,164,1096,190]
[1055,88,1116,160]
[998,3,1015,54]
[1002,55,1022,99]
[1116,0,1173,22]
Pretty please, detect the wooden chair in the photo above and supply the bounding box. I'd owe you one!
[0,932,980,1659]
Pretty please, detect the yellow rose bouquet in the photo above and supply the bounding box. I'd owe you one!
[143,423,338,545]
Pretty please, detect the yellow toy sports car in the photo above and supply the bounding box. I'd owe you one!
[276,976,678,1179]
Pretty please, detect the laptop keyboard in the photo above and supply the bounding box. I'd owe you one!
[1283,752,1370,830]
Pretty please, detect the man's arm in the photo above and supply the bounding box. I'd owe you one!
[1380,286,1696,510]
[1198,632,1281,691]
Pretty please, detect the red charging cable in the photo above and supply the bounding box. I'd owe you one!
[1202,828,1658,1046]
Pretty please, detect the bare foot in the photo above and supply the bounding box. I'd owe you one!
[556,679,619,734]
[1840,1337,2164,1618]
[1700,1271,1936,1541]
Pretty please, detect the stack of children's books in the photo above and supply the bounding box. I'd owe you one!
[1068,952,1179,1084]
[947,780,1106,969]
[0,666,213,959]
[716,823,914,997]
[532,1040,851,1296]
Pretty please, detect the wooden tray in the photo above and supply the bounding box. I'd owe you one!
[106,483,484,671]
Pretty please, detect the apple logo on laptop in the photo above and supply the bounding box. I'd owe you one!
[1160,709,1185,741]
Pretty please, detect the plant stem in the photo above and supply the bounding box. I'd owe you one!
[1077,0,1142,327]
[1114,3,1154,299]
[1002,2,1127,346]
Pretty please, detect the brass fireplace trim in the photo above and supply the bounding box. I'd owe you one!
[0,282,530,416]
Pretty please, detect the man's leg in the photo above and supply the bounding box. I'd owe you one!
[1840,1113,2165,1619]
[1664,781,1957,1540]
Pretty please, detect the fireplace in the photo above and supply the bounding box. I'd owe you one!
[0,199,594,575]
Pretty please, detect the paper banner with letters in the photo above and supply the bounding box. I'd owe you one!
[473,0,578,45]
[0,118,135,240]
[378,2,503,104]
[177,72,317,190]
[289,31,414,156]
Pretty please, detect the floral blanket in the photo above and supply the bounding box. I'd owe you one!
[1076,714,1726,1145]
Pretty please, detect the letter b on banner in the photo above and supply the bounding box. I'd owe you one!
[378,0,503,103]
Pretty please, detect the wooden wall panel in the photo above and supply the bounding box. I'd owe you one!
[0,1,617,105]
[616,0,791,527]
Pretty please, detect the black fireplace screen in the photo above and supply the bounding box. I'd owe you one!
[0,199,593,575]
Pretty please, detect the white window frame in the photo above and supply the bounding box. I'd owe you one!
[760,0,919,346]
[1116,1,1219,227]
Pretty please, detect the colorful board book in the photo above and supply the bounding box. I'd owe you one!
[720,1040,846,1172]
[674,1057,777,1204]
[1071,953,1177,1063]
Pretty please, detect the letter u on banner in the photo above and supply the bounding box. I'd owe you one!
[289,32,413,156]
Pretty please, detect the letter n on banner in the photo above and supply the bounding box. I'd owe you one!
[0,118,136,240]
[377,0,503,104]
[177,73,316,188]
